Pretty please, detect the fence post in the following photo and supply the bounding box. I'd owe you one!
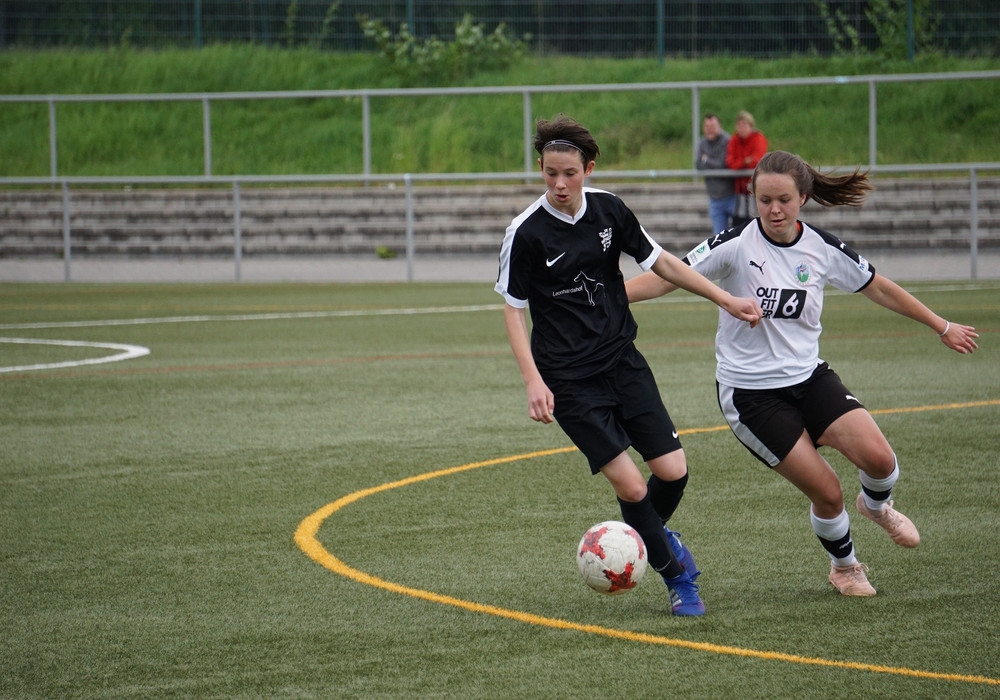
[49,99,58,179]
[362,93,371,183]
[868,80,877,169]
[194,0,203,48]
[970,169,979,280]
[405,174,414,282]
[656,0,665,64]
[202,97,212,176]
[691,86,700,182]
[233,181,242,282]
[523,91,533,183]
[61,182,71,282]
[906,0,915,62]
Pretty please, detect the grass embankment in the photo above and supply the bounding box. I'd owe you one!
[1,47,998,176]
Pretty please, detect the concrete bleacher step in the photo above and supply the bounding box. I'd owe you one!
[1,178,997,258]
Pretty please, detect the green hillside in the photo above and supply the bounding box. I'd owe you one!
[1,48,998,176]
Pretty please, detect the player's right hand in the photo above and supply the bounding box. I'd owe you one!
[526,380,555,424]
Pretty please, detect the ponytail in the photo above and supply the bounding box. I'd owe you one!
[753,151,872,207]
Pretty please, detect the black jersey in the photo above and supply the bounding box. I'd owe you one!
[495,188,662,381]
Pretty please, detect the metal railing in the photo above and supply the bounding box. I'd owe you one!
[3,162,996,282]
[2,71,998,282]
[2,70,1000,181]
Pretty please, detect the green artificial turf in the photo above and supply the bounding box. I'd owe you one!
[1,280,998,698]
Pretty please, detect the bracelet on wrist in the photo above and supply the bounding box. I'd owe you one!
[937,321,950,337]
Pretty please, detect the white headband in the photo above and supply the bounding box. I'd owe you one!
[542,139,583,153]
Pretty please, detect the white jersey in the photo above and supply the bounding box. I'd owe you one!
[684,219,875,389]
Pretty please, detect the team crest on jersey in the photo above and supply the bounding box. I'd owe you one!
[598,227,613,251]
[795,263,810,283]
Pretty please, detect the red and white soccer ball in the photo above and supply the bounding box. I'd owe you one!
[576,520,647,595]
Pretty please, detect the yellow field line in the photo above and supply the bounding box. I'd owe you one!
[870,398,1000,415]
[294,400,1000,686]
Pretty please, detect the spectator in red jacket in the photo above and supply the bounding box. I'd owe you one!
[726,111,768,225]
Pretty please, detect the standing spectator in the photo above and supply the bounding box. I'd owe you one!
[495,114,763,616]
[696,113,736,234]
[726,110,768,226]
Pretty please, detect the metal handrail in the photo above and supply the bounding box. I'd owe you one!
[3,162,996,283]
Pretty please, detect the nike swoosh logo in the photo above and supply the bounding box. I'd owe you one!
[846,395,858,402]
[546,252,566,267]
[672,431,679,439]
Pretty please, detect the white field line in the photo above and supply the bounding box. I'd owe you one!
[1,281,993,371]
[0,303,505,372]
[0,304,504,330]
[1,281,995,332]
[0,337,150,373]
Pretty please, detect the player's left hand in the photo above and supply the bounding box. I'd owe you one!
[940,321,979,354]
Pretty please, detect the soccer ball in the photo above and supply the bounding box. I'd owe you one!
[576,520,647,595]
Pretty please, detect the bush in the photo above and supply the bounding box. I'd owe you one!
[359,14,528,83]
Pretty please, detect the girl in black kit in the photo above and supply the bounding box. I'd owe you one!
[495,115,763,615]
[627,151,979,596]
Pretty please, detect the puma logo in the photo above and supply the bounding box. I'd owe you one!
[749,260,766,274]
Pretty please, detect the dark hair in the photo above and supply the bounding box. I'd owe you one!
[533,114,600,164]
[752,150,873,207]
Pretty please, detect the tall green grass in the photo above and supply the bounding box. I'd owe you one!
[1,281,998,697]
[1,48,999,176]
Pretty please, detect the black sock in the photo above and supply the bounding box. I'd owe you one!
[647,472,688,524]
[617,494,684,579]
[816,532,854,561]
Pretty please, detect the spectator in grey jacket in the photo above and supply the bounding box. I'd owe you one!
[695,113,736,234]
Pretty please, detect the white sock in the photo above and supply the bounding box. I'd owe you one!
[810,508,856,567]
[859,456,900,511]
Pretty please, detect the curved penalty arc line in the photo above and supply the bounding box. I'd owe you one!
[294,404,1000,687]
[0,337,150,373]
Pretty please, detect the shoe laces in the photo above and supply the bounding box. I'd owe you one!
[873,500,904,528]
[668,576,700,602]
[835,562,870,583]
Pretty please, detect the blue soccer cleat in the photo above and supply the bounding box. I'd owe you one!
[665,528,701,581]
[664,570,705,616]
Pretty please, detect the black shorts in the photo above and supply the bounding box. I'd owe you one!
[546,344,682,474]
[716,362,865,468]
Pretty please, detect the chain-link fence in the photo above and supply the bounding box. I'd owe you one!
[1,1,997,58]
